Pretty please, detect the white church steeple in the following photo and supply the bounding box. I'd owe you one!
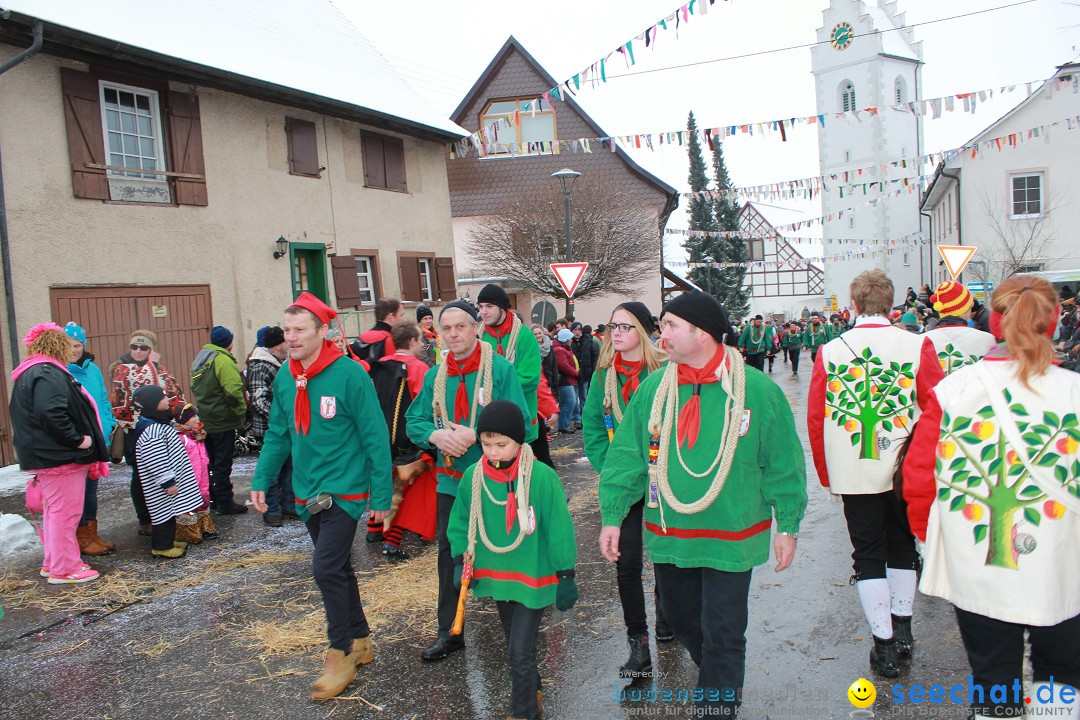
[812,0,925,309]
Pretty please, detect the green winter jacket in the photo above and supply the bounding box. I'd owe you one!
[448,458,576,609]
[251,356,392,521]
[190,345,247,433]
[405,350,530,497]
[599,366,807,572]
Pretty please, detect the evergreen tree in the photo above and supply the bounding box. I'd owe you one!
[683,112,724,297]
[709,142,750,319]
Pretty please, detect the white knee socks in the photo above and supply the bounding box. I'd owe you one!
[886,568,917,617]
[856,578,893,639]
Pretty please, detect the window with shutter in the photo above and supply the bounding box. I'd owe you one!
[286,118,320,177]
[331,255,364,309]
[60,68,110,200]
[434,257,457,301]
[362,131,407,192]
[398,254,423,302]
[167,90,208,206]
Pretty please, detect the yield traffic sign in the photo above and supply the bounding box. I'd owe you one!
[937,245,977,280]
[550,262,588,297]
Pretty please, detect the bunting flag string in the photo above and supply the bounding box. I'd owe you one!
[450,74,1077,161]
[666,228,927,247]
[665,240,920,270]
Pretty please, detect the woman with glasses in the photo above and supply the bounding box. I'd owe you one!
[111,329,187,535]
[582,302,671,679]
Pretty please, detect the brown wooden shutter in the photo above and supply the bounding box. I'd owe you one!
[167,90,209,206]
[331,255,363,309]
[286,118,320,177]
[362,132,386,188]
[399,255,422,302]
[384,136,407,192]
[60,68,110,200]
[434,257,457,300]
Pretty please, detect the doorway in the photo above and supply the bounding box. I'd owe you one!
[290,243,329,304]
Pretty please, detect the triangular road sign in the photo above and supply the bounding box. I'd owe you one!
[550,262,588,298]
[937,245,977,280]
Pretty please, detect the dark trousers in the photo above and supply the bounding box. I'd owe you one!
[125,429,150,525]
[305,503,370,651]
[767,352,775,371]
[745,353,765,372]
[655,564,752,714]
[789,348,801,374]
[79,477,98,526]
[810,348,819,363]
[530,416,554,469]
[617,499,648,637]
[264,457,295,515]
[204,429,237,504]
[436,492,459,637]
[496,601,544,719]
[151,517,176,551]
[841,492,919,580]
[955,608,1080,717]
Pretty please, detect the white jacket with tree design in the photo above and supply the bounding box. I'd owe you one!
[924,321,996,376]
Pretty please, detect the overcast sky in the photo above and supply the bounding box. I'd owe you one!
[338,0,1078,260]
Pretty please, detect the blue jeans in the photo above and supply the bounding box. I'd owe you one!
[557,386,577,431]
[574,380,590,423]
[264,457,295,516]
[79,477,98,526]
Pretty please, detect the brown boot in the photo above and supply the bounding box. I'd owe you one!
[88,521,115,551]
[308,649,356,700]
[76,524,110,556]
[348,636,374,666]
[175,514,203,544]
[197,512,218,538]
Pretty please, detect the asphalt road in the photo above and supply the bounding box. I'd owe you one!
[0,363,974,720]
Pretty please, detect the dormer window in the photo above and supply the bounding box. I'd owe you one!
[478,97,556,157]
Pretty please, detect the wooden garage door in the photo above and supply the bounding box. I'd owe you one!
[50,285,213,401]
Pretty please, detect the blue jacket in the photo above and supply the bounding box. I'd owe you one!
[68,354,116,438]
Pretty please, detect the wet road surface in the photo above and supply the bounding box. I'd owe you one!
[0,365,974,719]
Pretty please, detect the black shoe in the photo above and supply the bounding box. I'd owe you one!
[619,634,652,678]
[654,606,675,643]
[574,420,583,430]
[558,428,576,435]
[214,499,249,515]
[421,635,465,661]
[870,635,900,678]
[281,508,301,520]
[263,513,283,527]
[366,529,384,543]
[382,544,409,561]
[892,614,913,658]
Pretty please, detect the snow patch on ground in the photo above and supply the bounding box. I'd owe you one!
[0,512,41,555]
[0,464,32,498]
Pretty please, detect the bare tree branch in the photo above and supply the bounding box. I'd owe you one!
[464,176,660,300]
[976,183,1062,281]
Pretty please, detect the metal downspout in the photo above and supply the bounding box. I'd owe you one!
[0,18,44,367]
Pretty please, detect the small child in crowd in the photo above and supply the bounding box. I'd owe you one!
[173,403,217,544]
[447,400,578,720]
[132,386,204,559]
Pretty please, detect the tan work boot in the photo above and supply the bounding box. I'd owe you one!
[348,636,374,666]
[76,525,110,556]
[88,521,115,551]
[309,648,356,700]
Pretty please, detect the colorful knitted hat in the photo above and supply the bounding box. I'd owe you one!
[931,281,973,317]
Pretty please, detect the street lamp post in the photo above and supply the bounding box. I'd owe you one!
[551,168,581,318]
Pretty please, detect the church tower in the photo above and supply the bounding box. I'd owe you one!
[812,0,924,309]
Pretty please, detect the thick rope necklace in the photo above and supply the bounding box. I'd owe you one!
[466,443,535,557]
[645,346,746,532]
[488,313,522,362]
[432,341,494,430]
[749,324,764,346]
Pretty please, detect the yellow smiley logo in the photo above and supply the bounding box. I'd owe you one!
[848,678,876,708]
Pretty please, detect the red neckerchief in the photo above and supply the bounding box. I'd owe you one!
[446,343,482,423]
[675,345,726,449]
[482,454,521,533]
[614,352,645,405]
[289,341,340,435]
[485,312,515,355]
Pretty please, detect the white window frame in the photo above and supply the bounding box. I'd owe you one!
[1009,172,1044,219]
[479,97,557,158]
[840,82,856,112]
[418,258,434,302]
[355,256,376,305]
[98,80,167,181]
[894,76,906,105]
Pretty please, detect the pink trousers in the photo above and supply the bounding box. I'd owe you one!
[37,463,88,576]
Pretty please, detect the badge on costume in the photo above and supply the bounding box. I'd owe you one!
[320,396,337,419]
[739,409,752,437]
[526,506,536,535]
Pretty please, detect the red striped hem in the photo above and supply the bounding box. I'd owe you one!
[645,518,772,541]
[473,568,558,588]
[294,492,370,505]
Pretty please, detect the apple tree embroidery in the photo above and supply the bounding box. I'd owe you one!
[937,342,983,375]
[935,389,1080,569]
[825,347,916,460]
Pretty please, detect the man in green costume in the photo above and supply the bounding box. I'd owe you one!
[738,315,774,373]
[250,292,392,701]
[598,291,807,717]
[405,300,531,662]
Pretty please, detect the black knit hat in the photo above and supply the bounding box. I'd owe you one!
[439,300,478,320]
[260,326,285,348]
[615,301,656,334]
[476,400,526,446]
[661,291,732,344]
[416,305,433,322]
[477,284,512,311]
[133,385,172,423]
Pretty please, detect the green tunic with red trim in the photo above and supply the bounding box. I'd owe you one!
[598,366,807,571]
[802,324,829,350]
[582,363,657,473]
[404,351,530,497]
[738,325,774,354]
[251,355,392,521]
[447,457,576,609]
[481,322,541,437]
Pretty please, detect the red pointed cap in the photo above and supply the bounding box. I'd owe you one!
[290,292,337,325]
